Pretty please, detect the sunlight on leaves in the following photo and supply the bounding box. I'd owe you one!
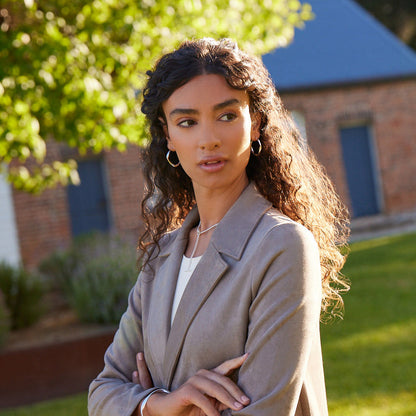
[0,0,313,192]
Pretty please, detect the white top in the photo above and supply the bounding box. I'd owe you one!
[171,255,202,325]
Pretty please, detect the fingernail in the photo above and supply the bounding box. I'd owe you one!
[138,352,143,360]
[241,395,250,403]
[234,402,243,409]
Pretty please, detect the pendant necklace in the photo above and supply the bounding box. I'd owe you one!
[186,221,219,271]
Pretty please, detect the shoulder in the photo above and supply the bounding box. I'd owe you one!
[246,209,322,298]
[257,208,318,255]
[241,208,321,283]
[238,183,318,252]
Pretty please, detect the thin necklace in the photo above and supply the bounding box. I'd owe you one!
[186,221,219,271]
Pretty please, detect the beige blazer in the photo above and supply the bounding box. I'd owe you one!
[88,184,328,416]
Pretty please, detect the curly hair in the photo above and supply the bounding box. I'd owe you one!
[139,38,350,319]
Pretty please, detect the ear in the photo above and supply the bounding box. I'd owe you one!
[159,117,176,151]
[166,140,176,151]
[251,113,261,141]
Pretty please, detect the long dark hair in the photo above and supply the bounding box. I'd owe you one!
[139,38,349,318]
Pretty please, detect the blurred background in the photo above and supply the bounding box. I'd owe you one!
[0,0,415,414]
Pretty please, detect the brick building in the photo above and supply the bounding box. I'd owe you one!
[1,0,416,268]
[1,144,145,269]
[280,80,416,217]
[264,0,416,217]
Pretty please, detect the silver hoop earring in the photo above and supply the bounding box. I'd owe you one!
[166,150,180,168]
[251,139,262,156]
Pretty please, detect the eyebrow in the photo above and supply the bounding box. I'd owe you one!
[168,98,241,118]
[213,98,241,111]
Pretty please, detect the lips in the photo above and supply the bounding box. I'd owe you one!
[198,157,226,172]
[203,160,221,165]
[198,156,225,166]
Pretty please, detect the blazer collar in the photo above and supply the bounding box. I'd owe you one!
[158,182,273,260]
[211,182,272,260]
[157,209,199,258]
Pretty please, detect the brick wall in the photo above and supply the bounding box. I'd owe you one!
[104,145,145,244]
[280,78,416,215]
[12,143,144,268]
[11,78,416,267]
[12,142,72,268]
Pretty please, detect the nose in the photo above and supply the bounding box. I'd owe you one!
[198,124,221,151]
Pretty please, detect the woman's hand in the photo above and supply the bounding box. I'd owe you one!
[133,353,250,416]
[132,352,154,389]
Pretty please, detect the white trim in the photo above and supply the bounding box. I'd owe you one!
[367,124,384,213]
[0,172,21,265]
[290,110,308,150]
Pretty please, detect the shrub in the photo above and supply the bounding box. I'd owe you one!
[70,256,137,324]
[38,249,80,294]
[0,290,10,347]
[39,232,138,324]
[0,262,45,329]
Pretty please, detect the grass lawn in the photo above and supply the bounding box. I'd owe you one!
[1,232,415,415]
[0,393,87,416]
[322,232,416,415]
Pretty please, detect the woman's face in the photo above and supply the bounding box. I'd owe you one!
[162,74,259,195]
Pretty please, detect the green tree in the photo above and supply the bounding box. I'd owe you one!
[0,0,312,193]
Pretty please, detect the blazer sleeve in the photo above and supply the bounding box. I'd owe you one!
[224,222,324,415]
[88,275,156,416]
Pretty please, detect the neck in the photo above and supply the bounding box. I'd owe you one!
[193,177,249,229]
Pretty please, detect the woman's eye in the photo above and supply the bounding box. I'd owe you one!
[219,113,237,121]
[178,119,196,127]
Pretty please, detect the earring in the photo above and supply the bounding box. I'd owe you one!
[166,150,180,167]
[251,139,262,156]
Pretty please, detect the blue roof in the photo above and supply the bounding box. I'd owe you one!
[262,0,416,91]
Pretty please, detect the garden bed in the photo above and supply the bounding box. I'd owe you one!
[0,232,138,409]
[0,303,116,409]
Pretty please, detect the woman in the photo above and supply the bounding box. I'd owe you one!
[88,38,349,416]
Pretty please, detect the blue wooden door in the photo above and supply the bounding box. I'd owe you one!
[340,126,380,218]
[67,159,110,236]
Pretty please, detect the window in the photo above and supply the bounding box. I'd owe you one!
[67,159,111,236]
[339,125,381,217]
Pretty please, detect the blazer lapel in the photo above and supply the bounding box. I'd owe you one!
[158,183,272,387]
[147,209,199,374]
[146,238,184,370]
[163,246,229,387]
